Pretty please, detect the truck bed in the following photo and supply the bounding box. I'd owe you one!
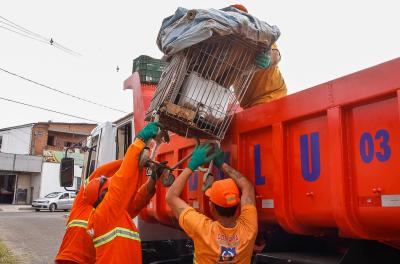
[131,58,400,245]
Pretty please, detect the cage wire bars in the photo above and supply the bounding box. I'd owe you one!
[146,35,266,141]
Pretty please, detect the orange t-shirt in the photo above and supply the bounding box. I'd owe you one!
[179,205,258,264]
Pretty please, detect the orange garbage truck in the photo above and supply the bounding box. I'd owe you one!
[60,56,400,263]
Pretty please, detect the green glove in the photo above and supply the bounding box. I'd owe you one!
[188,143,214,171]
[255,52,271,69]
[137,122,159,143]
[212,145,225,168]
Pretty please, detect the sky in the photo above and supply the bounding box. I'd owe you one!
[1,0,399,129]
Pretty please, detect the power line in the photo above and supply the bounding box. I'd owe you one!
[0,67,128,114]
[0,15,82,57]
[0,96,99,123]
[0,21,80,57]
[0,25,49,45]
[0,15,48,41]
[52,41,82,57]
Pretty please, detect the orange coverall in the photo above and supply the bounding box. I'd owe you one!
[56,146,154,263]
[86,139,146,264]
[55,160,122,264]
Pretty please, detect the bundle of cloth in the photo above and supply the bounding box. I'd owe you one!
[157,4,287,109]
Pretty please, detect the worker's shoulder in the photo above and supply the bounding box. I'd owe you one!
[237,204,257,221]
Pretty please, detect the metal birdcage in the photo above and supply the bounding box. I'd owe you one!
[146,35,265,140]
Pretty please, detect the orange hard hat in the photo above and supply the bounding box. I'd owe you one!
[205,178,240,207]
[231,4,248,13]
[84,176,111,206]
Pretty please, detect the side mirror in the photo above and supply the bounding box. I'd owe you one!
[60,158,74,187]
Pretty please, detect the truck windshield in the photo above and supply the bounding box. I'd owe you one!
[45,192,62,198]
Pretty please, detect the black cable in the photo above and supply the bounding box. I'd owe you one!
[0,96,99,123]
[0,67,128,114]
[0,15,48,41]
[52,42,82,57]
[0,25,49,45]
[0,15,82,57]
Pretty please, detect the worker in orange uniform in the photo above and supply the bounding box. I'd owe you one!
[55,160,122,264]
[232,4,287,109]
[55,122,159,264]
[166,144,257,263]
[84,122,159,264]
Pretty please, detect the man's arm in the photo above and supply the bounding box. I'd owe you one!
[166,168,192,219]
[167,143,214,219]
[127,177,156,218]
[221,163,255,206]
[95,139,145,219]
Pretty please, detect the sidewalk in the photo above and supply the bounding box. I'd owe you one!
[0,204,35,212]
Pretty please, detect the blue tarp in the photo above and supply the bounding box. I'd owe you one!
[157,6,281,55]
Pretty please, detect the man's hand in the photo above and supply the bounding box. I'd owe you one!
[187,143,215,171]
[137,122,159,143]
[212,145,225,168]
[255,52,271,69]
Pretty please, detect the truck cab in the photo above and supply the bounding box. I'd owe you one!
[81,114,133,183]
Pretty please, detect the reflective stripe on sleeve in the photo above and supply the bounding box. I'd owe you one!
[93,227,140,247]
[84,177,90,187]
[66,220,88,229]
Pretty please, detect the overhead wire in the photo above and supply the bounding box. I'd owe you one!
[0,25,49,45]
[0,15,82,57]
[0,96,99,123]
[0,15,48,40]
[0,67,128,114]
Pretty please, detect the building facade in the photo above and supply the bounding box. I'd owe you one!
[0,122,96,204]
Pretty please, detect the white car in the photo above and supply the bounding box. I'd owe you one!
[32,191,76,212]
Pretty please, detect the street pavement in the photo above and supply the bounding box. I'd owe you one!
[0,211,67,264]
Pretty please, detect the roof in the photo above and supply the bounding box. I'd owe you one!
[0,123,35,132]
[0,122,96,133]
[37,122,96,126]
[113,112,133,125]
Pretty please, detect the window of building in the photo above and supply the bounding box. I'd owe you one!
[0,135,3,150]
[64,141,73,147]
[47,135,55,146]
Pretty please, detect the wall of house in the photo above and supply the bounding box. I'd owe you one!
[0,126,32,154]
[47,132,86,150]
[39,162,82,197]
[31,173,41,201]
[31,123,49,156]
[31,123,95,155]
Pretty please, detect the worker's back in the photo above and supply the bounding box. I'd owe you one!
[89,208,141,263]
[55,193,95,264]
[55,160,123,264]
[179,205,257,264]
